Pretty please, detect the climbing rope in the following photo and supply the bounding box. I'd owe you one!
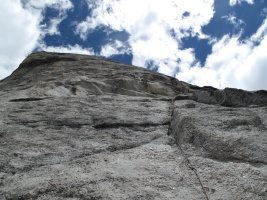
[168,95,210,200]
[177,142,210,200]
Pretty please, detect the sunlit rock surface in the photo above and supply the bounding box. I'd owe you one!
[0,52,266,200]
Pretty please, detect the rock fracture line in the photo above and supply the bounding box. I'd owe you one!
[168,95,210,200]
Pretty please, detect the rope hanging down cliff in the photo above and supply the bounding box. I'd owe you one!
[168,95,210,200]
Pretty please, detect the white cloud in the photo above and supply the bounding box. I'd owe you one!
[45,18,64,35]
[22,0,73,10]
[78,0,214,40]
[0,0,40,80]
[251,18,267,42]
[222,13,245,30]
[76,0,214,76]
[100,40,130,57]
[229,0,254,6]
[38,43,95,55]
[176,19,267,91]
[22,0,73,36]
[0,0,73,80]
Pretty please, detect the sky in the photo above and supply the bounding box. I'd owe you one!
[1,0,267,91]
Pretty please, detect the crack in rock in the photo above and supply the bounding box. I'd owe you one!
[10,97,50,102]
[93,122,169,129]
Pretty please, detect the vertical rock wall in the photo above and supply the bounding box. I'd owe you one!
[0,52,266,200]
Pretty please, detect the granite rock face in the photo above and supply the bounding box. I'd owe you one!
[0,52,266,200]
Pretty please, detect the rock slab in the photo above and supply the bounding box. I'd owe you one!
[0,52,266,200]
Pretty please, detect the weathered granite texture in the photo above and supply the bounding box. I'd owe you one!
[0,51,266,200]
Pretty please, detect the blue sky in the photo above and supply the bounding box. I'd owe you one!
[1,0,267,90]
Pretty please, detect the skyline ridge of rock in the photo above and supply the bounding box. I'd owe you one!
[1,51,267,107]
[0,51,266,200]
